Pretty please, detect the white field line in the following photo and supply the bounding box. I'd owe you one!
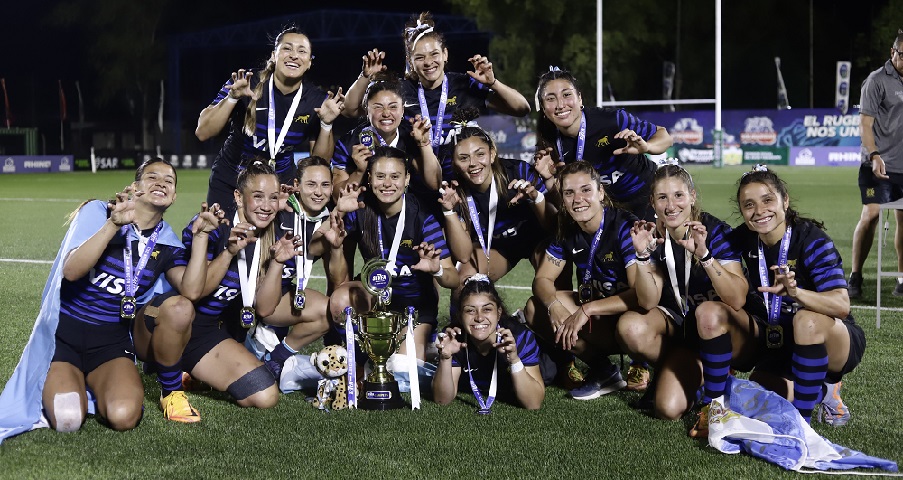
[0,197,82,203]
[0,258,898,312]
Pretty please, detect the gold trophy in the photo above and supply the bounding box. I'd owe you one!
[353,258,415,410]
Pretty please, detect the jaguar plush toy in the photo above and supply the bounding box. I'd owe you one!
[310,344,353,410]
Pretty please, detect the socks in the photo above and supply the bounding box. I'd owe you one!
[699,333,732,404]
[792,343,829,423]
[157,360,183,397]
[266,340,298,366]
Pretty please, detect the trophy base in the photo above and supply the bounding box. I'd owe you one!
[359,380,406,410]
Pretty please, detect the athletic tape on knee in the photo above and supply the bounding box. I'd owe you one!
[53,392,83,433]
[227,365,275,401]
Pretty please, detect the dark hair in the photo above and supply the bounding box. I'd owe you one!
[652,164,700,224]
[358,146,410,256]
[403,12,445,80]
[362,72,404,111]
[457,277,507,316]
[735,167,825,230]
[450,107,510,206]
[535,67,584,142]
[296,155,331,183]
[244,26,311,136]
[555,161,610,242]
[135,156,177,185]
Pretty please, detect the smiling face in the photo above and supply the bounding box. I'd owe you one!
[460,293,502,343]
[408,37,448,87]
[295,165,331,215]
[235,174,280,229]
[368,156,409,207]
[134,162,177,211]
[540,78,583,133]
[271,33,312,83]
[452,136,495,189]
[653,177,696,231]
[366,90,403,138]
[738,181,789,244]
[560,172,604,225]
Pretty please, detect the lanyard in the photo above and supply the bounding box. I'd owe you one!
[582,210,606,286]
[344,307,357,409]
[466,181,498,262]
[417,75,448,150]
[293,209,326,290]
[757,226,793,325]
[267,75,305,162]
[376,195,407,275]
[122,223,163,298]
[557,111,587,161]
[465,339,498,414]
[235,212,262,309]
[664,230,692,315]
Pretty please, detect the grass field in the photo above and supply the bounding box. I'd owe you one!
[0,166,901,479]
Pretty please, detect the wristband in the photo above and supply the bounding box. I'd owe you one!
[697,250,712,263]
[320,121,333,132]
[700,257,715,268]
[226,97,239,104]
[487,78,497,88]
[432,265,444,278]
[509,360,524,373]
[869,151,880,160]
[531,190,545,204]
[442,210,456,217]
[635,254,650,262]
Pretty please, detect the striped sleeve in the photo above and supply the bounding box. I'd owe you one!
[332,133,353,171]
[708,221,741,263]
[546,240,565,261]
[616,109,659,140]
[803,236,847,292]
[516,160,547,193]
[515,328,540,366]
[617,217,638,267]
[211,78,234,105]
[422,214,450,259]
[162,245,189,269]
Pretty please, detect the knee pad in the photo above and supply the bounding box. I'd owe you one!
[227,365,275,401]
[53,392,84,433]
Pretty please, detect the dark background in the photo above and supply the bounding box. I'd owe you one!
[0,0,894,156]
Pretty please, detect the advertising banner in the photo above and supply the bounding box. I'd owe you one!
[1,155,74,174]
[789,146,861,167]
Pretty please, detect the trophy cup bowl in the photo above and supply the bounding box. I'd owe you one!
[354,310,407,410]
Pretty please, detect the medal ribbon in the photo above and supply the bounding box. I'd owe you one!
[417,75,448,150]
[267,75,305,162]
[664,230,692,315]
[293,208,326,291]
[582,209,606,287]
[344,306,357,409]
[234,212,263,309]
[556,111,587,162]
[376,195,407,275]
[466,180,497,263]
[465,336,498,413]
[757,226,793,325]
[122,223,163,301]
[405,306,420,410]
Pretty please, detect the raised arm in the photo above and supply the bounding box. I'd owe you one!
[196,70,253,142]
[467,54,530,117]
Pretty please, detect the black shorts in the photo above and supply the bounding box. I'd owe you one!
[860,163,903,205]
[657,306,700,350]
[144,292,231,373]
[52,315,136,374]
[749,313,866,383]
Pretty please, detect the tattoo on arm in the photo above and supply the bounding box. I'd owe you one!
[547,254,563,267]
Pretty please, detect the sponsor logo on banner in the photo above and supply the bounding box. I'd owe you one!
[0,156,77,174]
[741,146,788,165]
[790,146,860,167]
[670,118,704,145]
[677,148,714,164]
[3,158,14,173]
[740,117,777,145]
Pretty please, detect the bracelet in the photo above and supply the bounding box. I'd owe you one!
[697,250,712,263]
[509,360,524,373]
[580,304,590,318]
[432,265,444,277]
[226,97,239,104]
[635,254,650,262]
[320,121,333,132]
[869,150,880,160]
[442,210,456,217]
[546,298,562,316]
[417,141,431,148]
[700,257,715,268]
[487,78,497,88]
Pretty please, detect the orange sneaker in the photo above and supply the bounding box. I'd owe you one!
[689,404,710,438]
[625,364,651,392]
[160,391,201,424]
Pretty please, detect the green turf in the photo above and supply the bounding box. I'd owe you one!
[0,166,901,478]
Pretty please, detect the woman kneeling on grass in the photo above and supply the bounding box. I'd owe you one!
[620,163,746,418]
[688,165,866,438]
[135,160,286,423]
[433,275,545,411]
[0,157,220,438]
